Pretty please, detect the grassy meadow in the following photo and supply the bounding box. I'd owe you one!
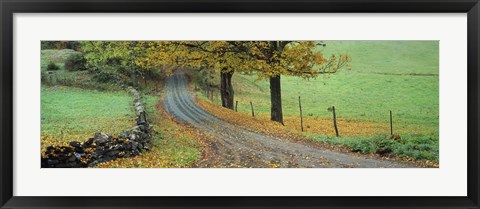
[41,49,122,91]
[41,48,130,151]
[41,86,136,150]
[41,49,201,167]
[194,41,439,162]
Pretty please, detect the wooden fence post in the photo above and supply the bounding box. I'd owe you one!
[299,96,304,132]
[390,110,393,136]
[332,106,339,137]
[250,101,255,117]
[235,101,238,112]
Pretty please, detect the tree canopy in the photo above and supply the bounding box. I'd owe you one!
[81,41,350,123]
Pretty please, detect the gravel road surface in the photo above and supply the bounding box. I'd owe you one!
[163,70,416,168]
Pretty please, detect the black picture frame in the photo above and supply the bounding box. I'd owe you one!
[1,0,479,208]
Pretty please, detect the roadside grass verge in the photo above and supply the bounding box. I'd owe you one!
[196,91,439,167]
[41,86,136,151]
[97,95,203,168]
[197,91,436,137]
[308,134,439,163]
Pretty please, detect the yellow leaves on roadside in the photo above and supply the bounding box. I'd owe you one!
[196,99,302,140]
[97,99,207,168]
[196,98,436,138]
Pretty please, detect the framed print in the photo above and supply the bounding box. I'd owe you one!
[1,0,479,208]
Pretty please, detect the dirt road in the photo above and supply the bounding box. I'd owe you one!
[163,71,417,168]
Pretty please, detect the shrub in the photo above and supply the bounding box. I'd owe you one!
[93,70,117,83]
[46,62,60,71]
[64,53,86,71]
[310,134,439,161]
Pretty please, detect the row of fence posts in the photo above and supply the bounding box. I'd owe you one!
[298,96,395,137]
[234,97,395,137]
[235,100,255,117]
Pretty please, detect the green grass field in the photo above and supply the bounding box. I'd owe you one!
[41,49,135,149]
[41,86,136,149]
[41,85,201,167]
[200,41,439,133]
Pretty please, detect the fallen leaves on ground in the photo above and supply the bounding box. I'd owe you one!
[96,98,210,168]
[196,98,439,168]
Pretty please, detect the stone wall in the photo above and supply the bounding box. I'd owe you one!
[41,87,152,168]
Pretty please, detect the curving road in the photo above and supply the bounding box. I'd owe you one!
[163,70,416,168]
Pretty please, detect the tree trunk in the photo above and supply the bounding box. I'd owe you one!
[270,75,284,124]
[220,71,234,109]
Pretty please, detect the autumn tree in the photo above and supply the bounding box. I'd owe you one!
[177,42,253,109]
[81,41,149,87]
[139,41,250,110]
[138,41,349,122]
[225,41,350,124]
